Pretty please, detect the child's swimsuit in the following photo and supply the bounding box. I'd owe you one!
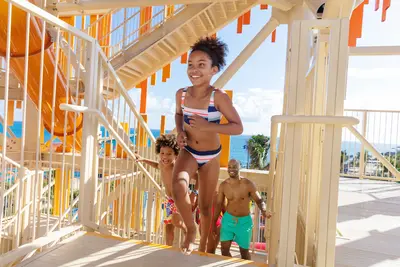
[180,87,222,168]
[162,197,178,224]
[220,212,253,249]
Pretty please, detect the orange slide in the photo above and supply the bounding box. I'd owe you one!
[0,1,83,151]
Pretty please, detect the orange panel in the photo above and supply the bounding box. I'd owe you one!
[89,15,98,38]
[136,114,148,147]
[7,101,14,126]
[260,4,269,9]
[382,0,391,22]
[16,101,22,109]
[181,52,188,64]
[162,64,171,82]
[243,10,251,25]
[151,73,156,85]
[271,29,276,43]
[160,115,166,135]
[348,3,364,46]
[237,15,243,34]
[140,7,153,35]
[166,5,175,18]
[140,79,148,114]
[375,0,380,11]
[98,13,112,56]
[210,33,217,38]
[219,90,233,167]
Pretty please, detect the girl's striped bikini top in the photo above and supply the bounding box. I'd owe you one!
[181,87,222,125]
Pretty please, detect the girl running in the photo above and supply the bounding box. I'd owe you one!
[172,37,243,255]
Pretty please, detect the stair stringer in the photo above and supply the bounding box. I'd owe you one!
[111,0,260,90]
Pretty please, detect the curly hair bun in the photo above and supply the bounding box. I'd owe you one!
[190,36,228,71]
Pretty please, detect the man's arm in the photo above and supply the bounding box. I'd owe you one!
[248,179,270,218]
[213,182,226,226]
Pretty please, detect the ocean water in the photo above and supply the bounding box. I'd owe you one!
[1,122,394,168]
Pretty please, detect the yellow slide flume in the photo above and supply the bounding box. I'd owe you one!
[0,1,83,151]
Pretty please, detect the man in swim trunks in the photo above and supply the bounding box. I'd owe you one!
[212,159,271,260]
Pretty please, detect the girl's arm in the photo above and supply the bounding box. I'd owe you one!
[189,90,243,135]
[140,159,159,169]
[175,89,185,134]
[135,153,159,169]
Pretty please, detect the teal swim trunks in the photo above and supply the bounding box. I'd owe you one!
[220,212,253,249]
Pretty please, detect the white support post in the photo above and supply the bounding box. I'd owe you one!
[316,19,350,267]
[78,41,100,228]
[213,17,280,89]
[276,20,304,267]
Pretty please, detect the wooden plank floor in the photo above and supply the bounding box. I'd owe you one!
[17,232,267,267]
[16,178,400,267]
[335,178,400,267]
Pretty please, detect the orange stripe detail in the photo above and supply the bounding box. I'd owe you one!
[271,29,276,43]
[382,0,391,22]
[364,0,369,4]
[237,15,243,34]
[181,52,188,64]
[140,79,148,114]
[151,73,156,85]
[16,101,22,109]
[260,4,269,9]
[243,10,251,25]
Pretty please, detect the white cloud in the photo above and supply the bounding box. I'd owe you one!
[127,88,284,134]
[233,88,283,135]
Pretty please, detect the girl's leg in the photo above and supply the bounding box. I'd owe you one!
[172,149,198,254]
[206,225,221,254]
[198,155,220,252]
[171,213,186,233]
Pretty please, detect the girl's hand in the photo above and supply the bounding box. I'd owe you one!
[177,131,188,148]
[189,115,210,131]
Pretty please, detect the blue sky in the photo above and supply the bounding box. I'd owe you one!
[127,2,400,135]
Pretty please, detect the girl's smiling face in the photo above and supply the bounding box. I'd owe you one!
[187,50,218,86]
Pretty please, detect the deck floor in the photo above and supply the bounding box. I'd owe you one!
[335,178,400,267]
[17,232,266,267]
[15,178,400,267]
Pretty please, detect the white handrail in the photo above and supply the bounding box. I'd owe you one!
[6,0,95,42]
[271,115,359,125]
[98,48,156,143]
[60,103,163,194]
[346,125,400,180]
